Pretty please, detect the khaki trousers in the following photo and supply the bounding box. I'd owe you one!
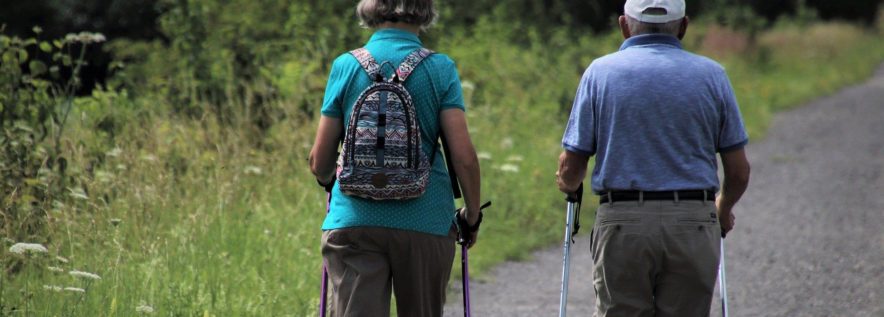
[591,200,721,317]
[321,227,456,317]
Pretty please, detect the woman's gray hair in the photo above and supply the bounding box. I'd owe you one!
[357,0,437,30]
[626,15,683,36]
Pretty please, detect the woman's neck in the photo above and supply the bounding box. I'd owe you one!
[376,22,421,35]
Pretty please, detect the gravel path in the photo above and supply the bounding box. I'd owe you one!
[444,65,884,317]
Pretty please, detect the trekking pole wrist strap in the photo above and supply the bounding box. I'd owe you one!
[316,177,335,193]
[457,210,483,233]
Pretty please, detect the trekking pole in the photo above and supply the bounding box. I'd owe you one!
[559,184,583,317]
[719,239,729,317]
[461,240,471,317]
[456,201,492,317]
[318,180,334,317]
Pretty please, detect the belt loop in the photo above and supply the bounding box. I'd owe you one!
[638,191,644,206]
[673,191,680,204]
[607,191,613,206]
[702,190,708,206]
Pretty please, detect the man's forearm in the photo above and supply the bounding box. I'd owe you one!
[557,150,590,193]
[721,178,748,209]
[719,173,748,209]
[719,149,750,209]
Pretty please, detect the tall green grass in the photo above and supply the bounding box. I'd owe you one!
[722,22,884,139]
[2,20,883,316]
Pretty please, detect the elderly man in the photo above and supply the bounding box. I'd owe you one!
[555,0,751,316]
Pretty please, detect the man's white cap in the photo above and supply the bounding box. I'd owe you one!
[624,0,686,23]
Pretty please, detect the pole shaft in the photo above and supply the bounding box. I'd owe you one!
[463,244,471,317]
[319,192,331,317]
[559,202,576,317]
[719,239,729,317]
[320,269,328,317]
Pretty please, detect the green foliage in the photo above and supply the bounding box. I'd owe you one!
[773,0,821,29]
[111,0,366,130]
[699,0,767,44]
[719,22,884,140]
[0,28,106,250]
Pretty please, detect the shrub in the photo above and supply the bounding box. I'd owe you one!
[1,28,105,248]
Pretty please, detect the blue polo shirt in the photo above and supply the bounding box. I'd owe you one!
[562,34,748,194]
[320,28,465,236]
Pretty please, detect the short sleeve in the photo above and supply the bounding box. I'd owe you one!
[439,56,466,111]
[561,67,596,156]
[320,55,349,118]
[716,71,749,153]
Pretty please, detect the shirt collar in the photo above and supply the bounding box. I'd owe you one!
[368,28,423,45]
[619,34,682,51]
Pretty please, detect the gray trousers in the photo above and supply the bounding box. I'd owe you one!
[321,227,456,317]
[591,200,721,317]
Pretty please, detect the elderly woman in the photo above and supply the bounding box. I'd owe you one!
[308,0,482,316]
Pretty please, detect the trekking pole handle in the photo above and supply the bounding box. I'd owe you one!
[455,201,492,245]
[565,183,584,203]
[564,183,584,239]
[316,174,336,194]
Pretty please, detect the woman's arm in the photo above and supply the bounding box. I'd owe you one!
[440,109,481,246]
[309,116,343,186]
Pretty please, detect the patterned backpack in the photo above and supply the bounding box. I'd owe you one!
[337,47,435,200]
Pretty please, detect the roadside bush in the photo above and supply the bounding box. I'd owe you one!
[0,28,104,250]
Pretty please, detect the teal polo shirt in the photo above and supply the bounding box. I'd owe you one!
[320,28,466,237]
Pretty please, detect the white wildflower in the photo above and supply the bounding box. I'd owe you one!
[140,154,157,162]
[506,155,524,162]
[91,33,107,43]
[48,266,65,273]
[56,256,70,263]
[136,304,155,314]
[477,152,492,160]
[106,147,123,157]
[244,166,263,175]
[116,164,127,171]
[63,32,106,44]
[9,243,48,254]
[68,188,88,200]
[64,287,86,293]
[264,229,271,235]
[110,218,122,226]
[69,270,101,280]
[43,285,63,292]
[95,170,114,183]
[461,80,476,91]
[496,164,520,173]
[501,137,514,149]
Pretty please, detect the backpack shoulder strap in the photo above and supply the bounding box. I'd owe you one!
[396,48,434,82]
[349,48,381,79]
[440,133,463,199]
